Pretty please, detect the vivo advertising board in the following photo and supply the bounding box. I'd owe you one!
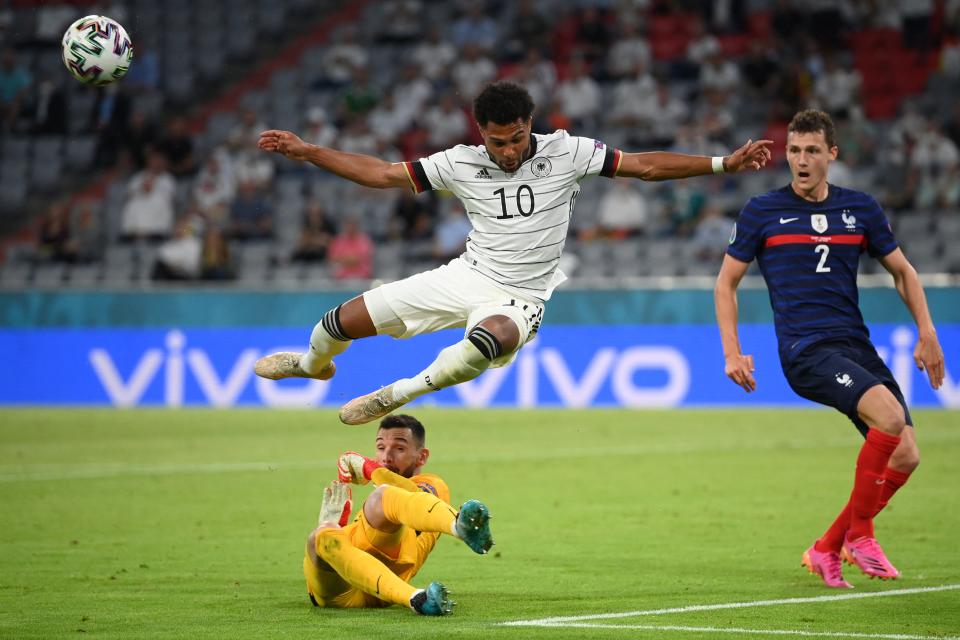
[0,325,956,408]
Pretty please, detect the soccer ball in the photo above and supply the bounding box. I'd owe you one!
[61,15,133,86]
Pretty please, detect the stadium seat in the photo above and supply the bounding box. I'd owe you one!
[33,263,67,287]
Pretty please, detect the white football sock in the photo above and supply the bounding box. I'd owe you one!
[300,307,352,375]
[392,339,491,403]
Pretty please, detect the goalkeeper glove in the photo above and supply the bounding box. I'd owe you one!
[337,451,381,485]
[318,480,353,527]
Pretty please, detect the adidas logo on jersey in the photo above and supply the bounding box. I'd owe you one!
[475,168,492,179]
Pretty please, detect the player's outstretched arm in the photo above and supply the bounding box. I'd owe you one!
[879,248,945,389]
[616,138,773,181]
[258,129,411,189]
[715,254,757,393]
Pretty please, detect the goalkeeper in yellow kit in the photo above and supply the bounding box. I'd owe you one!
[303,414,494,616]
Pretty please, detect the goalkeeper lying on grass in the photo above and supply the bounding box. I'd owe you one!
[303,414,493,616]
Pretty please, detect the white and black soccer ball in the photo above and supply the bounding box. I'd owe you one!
[61,15,133,86]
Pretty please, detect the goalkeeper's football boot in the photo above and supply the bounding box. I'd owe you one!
[254,352,335,380]
[841,535,900,579]
[456,499,494,555]
[410,582,454,616]
[801,544,853,589]
[339,384,406,425]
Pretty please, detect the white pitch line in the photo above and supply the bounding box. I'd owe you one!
[501,584,960,626]
[528,622,960,640]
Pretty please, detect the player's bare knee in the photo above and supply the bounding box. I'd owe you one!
[889,432,920,472]
[337,296,377,339]
[873,403,907,436]
[475,315,521,355]
[858,386,906,436]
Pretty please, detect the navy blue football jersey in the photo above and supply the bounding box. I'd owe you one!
[727,184,898,364]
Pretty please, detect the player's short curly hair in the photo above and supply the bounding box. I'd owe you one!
[788,109,837,148]
[379,414,426,448]
[473,81,535,127]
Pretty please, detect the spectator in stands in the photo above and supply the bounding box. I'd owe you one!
[597,179,649,239]
[91,83,132,167]
[391,189,436,242]
[606,20,652,81]
[124,110,159,170]
[691,204,732,263]
[702,0,748,33]
[292,200,338,263]
[193,147,236,223]
[228,180,274,240]
[834,110,877,169]
[0,47,31,132]
[422,93,469,151]
[25,73,67,135]
[451,3,500,52]
[341,67,380,118]
[328,216,374,280]
[556,57,601,130]
[911,120,960,208]
[647,82,690,148]
[369,91,413,145]
[119,150,177,242]
[813,55,861,120]
[686,17,721,66]
[124,46,160,92]
[944,102,960,150]
[377,0,424,45]
[152,217,202,281]
[338,118,379,156]
[393,64,434,126]
[662,181,709,237]
[229,108,268,154]
[452,44,497,102]
[700,49,742,97]
[158,116,197,178]
[519,49,557,108]
[70,200,104,263]
[695,89,735,144]
[199,226,235,281]
[230,110,275,190]
[317,26,368,89]
[609,61,657,130]
[771,0,806,46]
[303,106,339,149]
[36,200,73,263]
[505,0,552,60]
[575,7,612,68]
[900,0,936,54]
[740,41,780,99]
[433,206,472,262]
[412,26,457,81]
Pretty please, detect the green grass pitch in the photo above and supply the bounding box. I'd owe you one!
[1,408,958,639]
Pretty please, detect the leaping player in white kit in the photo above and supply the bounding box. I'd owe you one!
[256,81,772,425]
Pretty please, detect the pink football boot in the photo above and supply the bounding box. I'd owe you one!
[802,544,854,589]
[842,536,901,579]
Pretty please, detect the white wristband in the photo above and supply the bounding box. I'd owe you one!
[712,156,726,174]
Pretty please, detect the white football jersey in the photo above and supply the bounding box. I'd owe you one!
[402,129,622,300]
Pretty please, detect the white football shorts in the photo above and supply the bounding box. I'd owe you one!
[363,257,544,367]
